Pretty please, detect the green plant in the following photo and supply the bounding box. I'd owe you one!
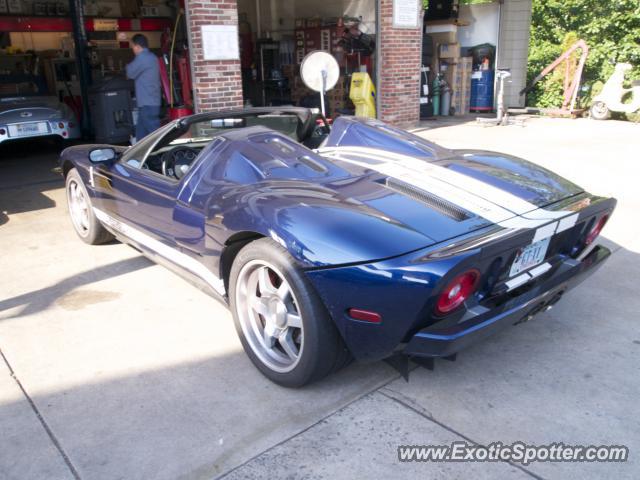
[527,0,640,111]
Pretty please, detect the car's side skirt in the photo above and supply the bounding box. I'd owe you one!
[93,207,228,299]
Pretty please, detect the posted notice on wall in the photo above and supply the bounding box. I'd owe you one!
[201,25,240,61]
[393,0,420,29]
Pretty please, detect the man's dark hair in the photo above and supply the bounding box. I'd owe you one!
[131,34,149,49]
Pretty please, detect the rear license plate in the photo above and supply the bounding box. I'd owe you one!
[509,237,551,277]
[8,122,49,137]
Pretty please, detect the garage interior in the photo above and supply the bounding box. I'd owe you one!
[235,0,376,116]
[0,0,515,144]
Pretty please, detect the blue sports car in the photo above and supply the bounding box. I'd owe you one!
[60,107,615,387]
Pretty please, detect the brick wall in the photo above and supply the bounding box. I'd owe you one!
[186,0,243,113]
[497,0,532,108]
[378,0,423,126]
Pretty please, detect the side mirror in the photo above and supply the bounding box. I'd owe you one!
[89,148,117,164]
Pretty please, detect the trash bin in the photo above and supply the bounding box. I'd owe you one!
[89,76,134,144]
[470,69,494,112]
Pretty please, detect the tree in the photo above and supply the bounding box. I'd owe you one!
[527,0,640,114]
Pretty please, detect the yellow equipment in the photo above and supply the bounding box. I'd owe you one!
[349,72,376,118]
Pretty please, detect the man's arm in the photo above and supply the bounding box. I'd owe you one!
[126,55,143,80]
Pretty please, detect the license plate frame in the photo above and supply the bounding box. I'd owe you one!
[8,122,49,137]
[509,236,551,278]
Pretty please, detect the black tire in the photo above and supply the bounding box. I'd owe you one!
[65,168,114,245]
[229,238,351,387]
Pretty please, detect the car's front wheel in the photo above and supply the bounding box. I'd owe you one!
[229,238,350,387]
[65,168,114,245]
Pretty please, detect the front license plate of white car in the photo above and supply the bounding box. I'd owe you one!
[8,122,48,137]
[509,237,551,277]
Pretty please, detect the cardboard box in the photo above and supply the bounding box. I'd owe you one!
[447,56,472,116]
[439,43,460,59]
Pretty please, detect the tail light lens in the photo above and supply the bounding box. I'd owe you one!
[435,269,480,316]
[348,308,382,323]
[58,122,64,129]
[68,122,75,128]
[585,215,609,246]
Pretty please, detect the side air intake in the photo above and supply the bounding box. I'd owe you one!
[384,178,471,221]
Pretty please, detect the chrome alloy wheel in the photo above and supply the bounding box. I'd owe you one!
[67,178,90,237]
[235,260,304,373]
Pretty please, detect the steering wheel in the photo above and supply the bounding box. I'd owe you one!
[161,147,199,180]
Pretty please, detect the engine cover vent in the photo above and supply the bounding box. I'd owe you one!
[384,177,471,222]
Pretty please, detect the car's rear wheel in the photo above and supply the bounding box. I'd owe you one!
[65,168,114,245]
[229,238,351,387]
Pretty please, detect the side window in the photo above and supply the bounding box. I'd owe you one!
[120,122,176,168]
[120,131,163,168]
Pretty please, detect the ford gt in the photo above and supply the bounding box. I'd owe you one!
[59,107,615,386]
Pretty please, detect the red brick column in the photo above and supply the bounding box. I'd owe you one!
[186,0,243,113]
[378,0,423,126]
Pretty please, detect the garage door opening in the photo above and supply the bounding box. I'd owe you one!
[235,0,378,119]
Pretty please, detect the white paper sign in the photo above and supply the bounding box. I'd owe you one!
[201,25,239,61]
[393,0,420,29]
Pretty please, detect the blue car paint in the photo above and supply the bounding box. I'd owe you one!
[325,117,583,208]
[60,111,615,363]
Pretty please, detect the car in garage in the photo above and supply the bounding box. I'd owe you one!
[0,94,81,145]
[58,107,616,387]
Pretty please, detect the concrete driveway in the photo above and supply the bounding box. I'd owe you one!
[1,118,639,479]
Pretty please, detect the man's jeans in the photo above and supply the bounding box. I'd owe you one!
[136,105,161,141]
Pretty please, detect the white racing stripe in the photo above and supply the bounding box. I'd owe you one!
[318,145,578,236]
[555,213,579,233]
[505,273,530,290]
[505,262,552,291]
[320,147,514,224]
[329,146,544,215]
[94,208,226,295]
[532,222,558,243]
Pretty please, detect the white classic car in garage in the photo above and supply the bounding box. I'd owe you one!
[0,95,81,144]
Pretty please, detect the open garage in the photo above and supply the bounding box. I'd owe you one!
[1,0,535,143]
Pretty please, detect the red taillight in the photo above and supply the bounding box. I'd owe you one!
[348,308,382,323]
[585,215,609,246]
[68,122,75,128]
[435,269,480,316]
[0,128,5,135]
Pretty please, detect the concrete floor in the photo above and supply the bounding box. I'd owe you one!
[1,117,639,479]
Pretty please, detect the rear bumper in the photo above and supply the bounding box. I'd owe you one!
[0,122,80,143]
[403,244,611,358]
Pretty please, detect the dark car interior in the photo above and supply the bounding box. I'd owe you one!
[138,108,330,180]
